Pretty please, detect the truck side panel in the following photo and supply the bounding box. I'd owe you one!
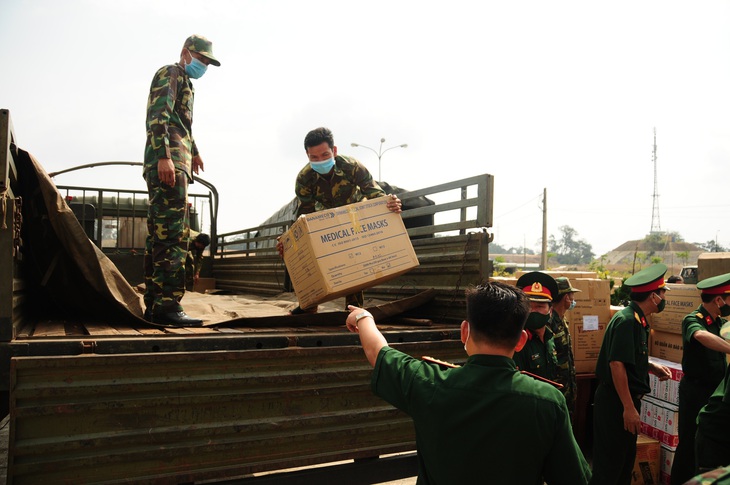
[9,341,462,485]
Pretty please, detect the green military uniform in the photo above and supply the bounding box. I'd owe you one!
[695,363,730,473]
[513,325,559,381]
[513,271,561,385]
[590,264,667,485]
[294,154,385,308]
[184,229,207,291]
[550,311,577,412]
[143,35,219,319]
[686,466,730,485]
[372,347,591,484]
[672,300,728,484]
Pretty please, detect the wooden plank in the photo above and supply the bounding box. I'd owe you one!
[31,320,67,337]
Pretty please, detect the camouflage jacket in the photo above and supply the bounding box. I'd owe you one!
[143,63,198,179]
[686,466,730,485]
[294,155,385,216]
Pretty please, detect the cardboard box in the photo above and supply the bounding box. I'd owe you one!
[632,434,661,485]
[660,445,676,485]
[281,198,419,309]
[650,330,684,364]
[193,277,216,293]
[640,396,679,449]
[698,252,730,280]
[648,357,683,406]
[650,284,701,334]
[571,320,607,373]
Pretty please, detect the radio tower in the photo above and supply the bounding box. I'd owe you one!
[650,127,662,234]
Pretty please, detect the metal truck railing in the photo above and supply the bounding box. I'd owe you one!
[213,173,495,321]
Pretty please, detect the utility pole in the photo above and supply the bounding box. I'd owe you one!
[541,188,547,270]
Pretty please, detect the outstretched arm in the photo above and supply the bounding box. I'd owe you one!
[346,305,388,366]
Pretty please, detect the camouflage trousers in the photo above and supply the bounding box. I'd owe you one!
[144,169,188,314]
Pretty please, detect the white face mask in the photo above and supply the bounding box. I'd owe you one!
[464,323,470,352]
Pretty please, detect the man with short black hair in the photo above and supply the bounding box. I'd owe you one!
[284,127,402,314]
[346,281,591,484]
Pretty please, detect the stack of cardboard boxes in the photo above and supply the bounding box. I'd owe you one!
[641,357,683,484]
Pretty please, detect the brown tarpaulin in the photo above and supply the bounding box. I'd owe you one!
[15,148,435,327]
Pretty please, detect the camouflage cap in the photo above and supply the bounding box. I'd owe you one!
[556,277,582,295]
[183,35,220,66]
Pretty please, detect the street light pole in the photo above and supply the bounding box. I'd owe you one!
[350,138,408,182]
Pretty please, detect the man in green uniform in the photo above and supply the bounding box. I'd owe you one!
[285,127,402,314]
[513,272,560,383]
[185,231,210,291]
[685,466,730,485]
[550,277,580,415]
[345,281,591,484]
[670,273,730,484]
[143,35,219,326]
[590,264,672,485]
[694,315,730,475]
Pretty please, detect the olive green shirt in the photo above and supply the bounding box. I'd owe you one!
[696,364,730,446]
[595,301,651,395]
[682,305,728,386]
[513,325,559,382]
[372,346,591,485]
[294,155,384,217]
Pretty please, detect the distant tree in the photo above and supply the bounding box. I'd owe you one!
[643,233,667,251]
[667,231,684,243]
[651,256,663,265]
[695,240,728,252]
[548,226,594,264]
[490,243,508,254]
[507,246,535,255]
[676,251,690,266]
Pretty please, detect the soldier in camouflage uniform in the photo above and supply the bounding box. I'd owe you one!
[287,127,402,313]
[685,466,730,485]
[185,231,210,291]
[143,34,220,327]
[549,277,580,416]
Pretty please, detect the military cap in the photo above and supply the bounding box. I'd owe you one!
[184,35,221,66]
[624,263,669,293]
[697,272,730,295]
[516,271,559,303]
[556,277,582,295]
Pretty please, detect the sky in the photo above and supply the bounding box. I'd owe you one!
[1,0,729,257]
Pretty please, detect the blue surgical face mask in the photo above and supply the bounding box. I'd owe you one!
[310,157,335,175]
[185,57,208,79]
[569,299,577,311]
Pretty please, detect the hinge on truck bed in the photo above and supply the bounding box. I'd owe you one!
[81,341,96,353]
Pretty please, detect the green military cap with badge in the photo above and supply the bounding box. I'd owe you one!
[184,34,221,66]
[700,272,730,340]
[556,277,582,295]
[516,271,559,303]
[624,263,670,293]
